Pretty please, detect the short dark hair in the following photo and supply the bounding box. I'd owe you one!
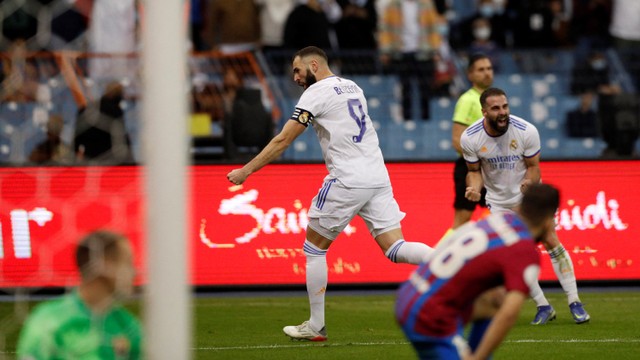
[75,230,127,278]
[520,183,560,226]
[468,53,491,71]
[480,87,507,108]
[292,46,328,63]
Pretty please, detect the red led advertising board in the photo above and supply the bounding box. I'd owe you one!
[1,161,639,288]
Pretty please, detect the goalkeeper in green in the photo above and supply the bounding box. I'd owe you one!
[17,230,142,359]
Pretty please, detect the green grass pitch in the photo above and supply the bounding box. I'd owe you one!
[1,289,639,359]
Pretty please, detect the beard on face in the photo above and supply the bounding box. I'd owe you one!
[480,77,493,89]
[486,113,509,135]
[304,68,317,88]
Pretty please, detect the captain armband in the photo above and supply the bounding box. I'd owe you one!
[291,108,314,127]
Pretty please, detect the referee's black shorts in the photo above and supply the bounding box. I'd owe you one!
[453,157,487,211]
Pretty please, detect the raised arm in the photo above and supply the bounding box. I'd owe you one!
[227,120,306,185]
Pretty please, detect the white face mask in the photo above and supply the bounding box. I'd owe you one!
[474,27,492,41]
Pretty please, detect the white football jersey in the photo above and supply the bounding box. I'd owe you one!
[291,76,390,188]
[460,115,541,209]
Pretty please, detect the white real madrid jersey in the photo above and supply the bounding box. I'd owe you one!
[291,76,390,188]
[460,115,541,209]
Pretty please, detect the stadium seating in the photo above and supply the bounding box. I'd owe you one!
[275,66,618,161]
[1,49,636,164]
[0,102,46,164]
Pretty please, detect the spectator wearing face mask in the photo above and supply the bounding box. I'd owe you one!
[570,51,621,97]
[450,0,511,51]
[570,50,623,155]
[468,17,501,72]
[476,0,510,47]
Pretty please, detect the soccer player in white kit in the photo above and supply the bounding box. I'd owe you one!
[460,87,591,325]
[227,46,434,341]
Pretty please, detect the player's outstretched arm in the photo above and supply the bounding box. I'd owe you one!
[468,291,526,360]
[227,120,306,185]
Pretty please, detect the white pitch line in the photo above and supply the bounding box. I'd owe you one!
[197,341,408,351]
[3,339,638,355]
[507,339,640,343]
[197,339,640,351]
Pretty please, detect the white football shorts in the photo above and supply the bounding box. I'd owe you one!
[486,202,517,215]
[307,179,405,240]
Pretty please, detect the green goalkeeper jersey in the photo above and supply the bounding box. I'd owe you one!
[17,290,142,360]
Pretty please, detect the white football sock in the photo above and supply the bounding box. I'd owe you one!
[529,280,550,307]
[304,240,328,332]
[385,239,434,265]
[549,244,580,304]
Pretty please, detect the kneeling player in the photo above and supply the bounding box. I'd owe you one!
[395,183,560,359]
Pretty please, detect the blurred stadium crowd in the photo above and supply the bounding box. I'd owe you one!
[0,0,639,165]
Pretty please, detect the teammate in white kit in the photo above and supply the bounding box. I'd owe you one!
[227,46,434,341]
[460,87,591,325]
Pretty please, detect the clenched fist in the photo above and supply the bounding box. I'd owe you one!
[227,168,249,185]
[465,187,482,202]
